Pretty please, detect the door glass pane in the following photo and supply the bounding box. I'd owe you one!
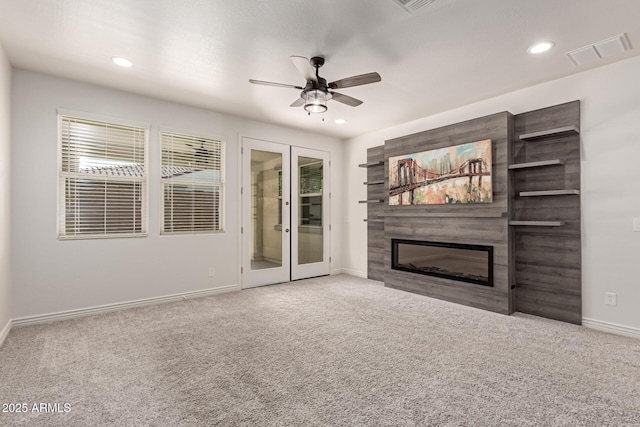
[298,156,323,264]
[251,150,282,270]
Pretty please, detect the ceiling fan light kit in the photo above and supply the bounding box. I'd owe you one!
[304,89,329,113]
[249,55,381,115]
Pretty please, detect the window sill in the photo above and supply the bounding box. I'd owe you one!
[160,230,226,236]
[58,233,148,241]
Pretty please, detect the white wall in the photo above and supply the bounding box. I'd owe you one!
[344,56,640,330]
[0,43,11,337]
[11,70,343,319]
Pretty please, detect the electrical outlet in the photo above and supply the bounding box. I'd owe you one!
[605,292,617,306]
[633,218,640,232]
[208,267,215,277]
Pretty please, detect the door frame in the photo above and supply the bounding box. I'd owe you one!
[240,138,331,288]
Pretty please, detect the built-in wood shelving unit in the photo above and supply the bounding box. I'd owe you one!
[519,189,580,197]
[358,161,384,168]
[508,159,564,170]
[509,221,565,227]
[511,100,581,325]
[364,146,386,281]
[519,125,579,141]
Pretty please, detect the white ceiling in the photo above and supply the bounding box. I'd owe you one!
[1,0,639,139]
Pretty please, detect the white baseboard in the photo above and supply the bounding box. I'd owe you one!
[0,319,11,348]
[582,317,640,340]
[12,284,240,327]
[333,268,368,278]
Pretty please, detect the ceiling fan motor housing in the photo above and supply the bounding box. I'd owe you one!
[301,78,332,100]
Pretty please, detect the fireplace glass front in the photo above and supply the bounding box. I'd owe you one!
[391,239,493,286]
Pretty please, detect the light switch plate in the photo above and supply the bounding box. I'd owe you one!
[633,218,640,232]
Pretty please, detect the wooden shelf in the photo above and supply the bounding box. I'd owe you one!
[509,221,565,227]
[519,125,579,141]
[359,199,384,204]
[519,189,580,197]
[508,159,564,170]
[387,211,507,218]
[358,161,384,168]
[364,180,385,185]
[364,219,384,223]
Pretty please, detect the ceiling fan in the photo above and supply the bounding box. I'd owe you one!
[249,56,381,114]
[186,141,213,167]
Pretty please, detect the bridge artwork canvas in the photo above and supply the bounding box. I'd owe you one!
[389,139,492,205]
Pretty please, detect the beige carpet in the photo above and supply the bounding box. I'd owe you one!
[1,274,639,426]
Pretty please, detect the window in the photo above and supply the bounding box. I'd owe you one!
[58,113,148,239]
[299,159,323,226]
[161,131,224,234]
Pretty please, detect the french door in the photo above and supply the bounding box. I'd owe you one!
[241,138,330,288]
[290,147,330,280]
[241,138,291,288]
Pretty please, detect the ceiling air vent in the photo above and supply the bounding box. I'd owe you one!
[566,33,632,66]
[392,0,437,14]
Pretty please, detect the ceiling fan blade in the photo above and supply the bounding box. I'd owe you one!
[290,97,305,107]
[329,72,381,89]
[291,56,317,82]
[331,92,363,107]
[249,79,303,90]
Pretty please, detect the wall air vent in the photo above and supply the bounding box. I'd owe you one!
[392,0,436,14]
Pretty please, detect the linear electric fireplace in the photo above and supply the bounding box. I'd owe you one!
[392,239,493,287]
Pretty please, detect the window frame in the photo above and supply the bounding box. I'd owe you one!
[159,128,226,236]
[57,109,150,240]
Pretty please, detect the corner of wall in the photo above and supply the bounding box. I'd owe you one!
[0,40,12,344]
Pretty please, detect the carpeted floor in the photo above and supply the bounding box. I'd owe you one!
[1,274,639,426]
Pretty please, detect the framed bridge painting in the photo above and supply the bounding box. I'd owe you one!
[388,139,492,205]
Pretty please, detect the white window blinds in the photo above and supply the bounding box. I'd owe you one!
[59,115,147,238]
[161,132,224,234]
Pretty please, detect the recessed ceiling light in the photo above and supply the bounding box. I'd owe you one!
[335,119,347,124]
[527,42,555,54]
[112,57,133,67]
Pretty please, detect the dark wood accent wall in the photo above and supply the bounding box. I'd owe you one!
[511,101,582,324]
[363,103,582,324]
[380,112,514,315]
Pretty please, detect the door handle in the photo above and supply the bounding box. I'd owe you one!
[285,228,290,233]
